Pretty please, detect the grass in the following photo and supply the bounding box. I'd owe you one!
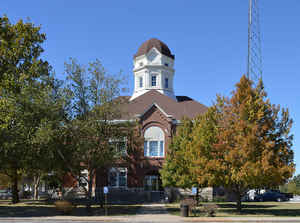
[166,202,300,217]
[0,199,142,217]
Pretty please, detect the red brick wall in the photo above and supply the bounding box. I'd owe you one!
[93,105,176,189]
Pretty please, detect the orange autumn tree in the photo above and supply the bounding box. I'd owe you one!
[190,75,294,212]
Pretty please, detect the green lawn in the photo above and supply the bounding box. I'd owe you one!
[166,202,300,217]
[0,199,142,217]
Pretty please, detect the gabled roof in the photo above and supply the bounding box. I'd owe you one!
[119,90,207,120]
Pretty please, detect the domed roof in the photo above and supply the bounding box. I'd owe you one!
[134,38,175,59]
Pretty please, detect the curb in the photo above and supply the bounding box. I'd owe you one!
[0,216,127,222]
[183,217,300,222]
[2,216,300,223]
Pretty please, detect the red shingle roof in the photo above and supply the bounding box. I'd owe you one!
[120,90,207,120]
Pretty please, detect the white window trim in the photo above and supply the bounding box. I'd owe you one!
[151,75,157,87]
[144,140,164,158]
[143,126,165,158]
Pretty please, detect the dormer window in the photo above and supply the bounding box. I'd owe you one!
[139,77,143,88]
[165,78,169,88]
[151,76,157,87]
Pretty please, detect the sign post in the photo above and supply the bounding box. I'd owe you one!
[103,186,108,216]
[192,187,198,203]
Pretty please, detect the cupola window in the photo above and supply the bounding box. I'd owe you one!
[151,76,157,87]
[165,78,169,88]
[139,77,143,88]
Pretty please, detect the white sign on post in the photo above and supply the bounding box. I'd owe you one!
[103,186,109,194]
[192,187,197,195]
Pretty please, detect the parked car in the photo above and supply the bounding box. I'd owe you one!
[0,189,12,199]
[255,191,288,202]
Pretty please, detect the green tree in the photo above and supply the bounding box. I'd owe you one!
[59,58,128,202]
[26,77,70,200]
[160,110,219,201]
[0,174,11,189]
[281,174,300,195]
[0,15,59,203]
[160,118,196,188]
[292,174,300,189]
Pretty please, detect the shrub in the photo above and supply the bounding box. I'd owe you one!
[201,203,218,217]
[180,197,197,216]
[213,196,227,202]
[54,200,74,215]
[21,191,32,199]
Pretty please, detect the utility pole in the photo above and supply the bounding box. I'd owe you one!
[247,0,263,82]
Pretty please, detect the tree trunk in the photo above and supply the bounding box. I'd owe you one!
[86,171,94,213]
[236,193,242,212]
[196,187,199,205]
[88,178,93,200]
[11,169,19,204]
[33,175,41,200]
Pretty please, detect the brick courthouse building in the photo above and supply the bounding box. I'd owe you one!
[89,38,208,202]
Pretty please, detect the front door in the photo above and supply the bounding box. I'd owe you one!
[144,175,162,191]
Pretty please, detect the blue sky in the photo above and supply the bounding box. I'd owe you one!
[2,1,300,175]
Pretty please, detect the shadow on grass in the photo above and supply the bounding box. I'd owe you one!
[0,200,141,217]
[217,203,300,217]
[166,202,300,217]
[165,207,180,216]
[218,203,277,209]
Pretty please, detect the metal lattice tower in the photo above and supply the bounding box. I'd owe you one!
[247,0,263,82]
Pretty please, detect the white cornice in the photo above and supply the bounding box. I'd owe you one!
[133,64,175,73]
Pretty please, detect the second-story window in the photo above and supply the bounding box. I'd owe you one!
[139,77,143,88]
[144,126,165,157]
[151,76,156,87]
[109,138,127,156]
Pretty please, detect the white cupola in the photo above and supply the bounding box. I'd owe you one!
[130,38,176,101]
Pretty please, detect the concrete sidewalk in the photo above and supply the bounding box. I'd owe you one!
[1,215,300,223]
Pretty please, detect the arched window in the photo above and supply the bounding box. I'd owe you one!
[144,126,165,157]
